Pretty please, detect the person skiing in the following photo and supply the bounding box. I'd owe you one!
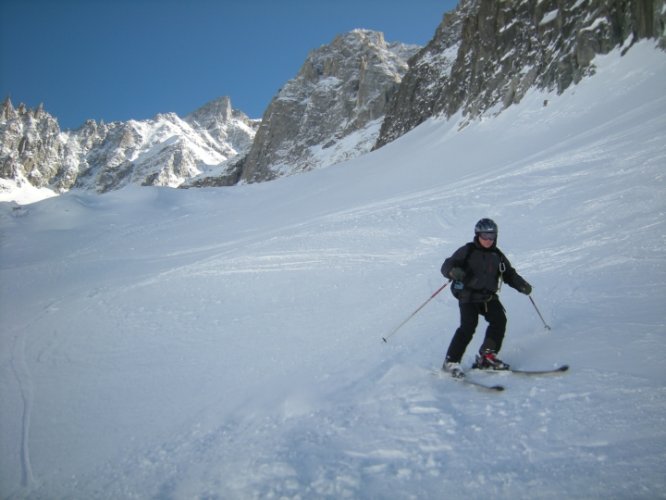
[441,218,532,378]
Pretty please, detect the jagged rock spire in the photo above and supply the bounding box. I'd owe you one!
[1,97,16,121]
[238,29,419,183]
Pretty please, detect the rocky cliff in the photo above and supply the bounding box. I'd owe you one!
[376,0,666,148]
[238,29,419,183]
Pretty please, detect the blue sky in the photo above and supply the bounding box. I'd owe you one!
[1,0,458,130]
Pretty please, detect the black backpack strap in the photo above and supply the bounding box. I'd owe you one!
[493,247,507,290]
[493,247,507,272]
[461,242,475,270]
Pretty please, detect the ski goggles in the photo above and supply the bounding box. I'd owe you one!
[478,232,497,241]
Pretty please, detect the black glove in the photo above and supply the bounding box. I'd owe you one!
[449,267,466,281]
[520,282,532,295]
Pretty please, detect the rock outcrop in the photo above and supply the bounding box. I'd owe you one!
[376,0,666,148]
[239,30,419,183]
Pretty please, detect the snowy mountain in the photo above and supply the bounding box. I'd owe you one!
[0,96,258,200]
[1,40,665,498]
[3,1,665,202]
[238,29,419,183]
[376,0,666,147]
[0,29,417,199]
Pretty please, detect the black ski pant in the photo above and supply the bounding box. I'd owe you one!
[446,298,507,363]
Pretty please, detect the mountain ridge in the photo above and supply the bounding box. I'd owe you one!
[0,96,258,200]
[237,29,419,183]
[1,0,665,203]
[376,0,666,147]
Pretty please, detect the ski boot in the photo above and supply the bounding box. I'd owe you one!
[443,361,465,379]
[472,350,510,370]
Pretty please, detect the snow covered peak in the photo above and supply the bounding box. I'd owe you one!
[185,96,259,156]
[187,96,233,124]
[0,97,258,201]
[238,30,419,183]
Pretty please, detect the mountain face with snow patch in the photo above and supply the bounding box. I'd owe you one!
[375,0,666,148]
[2,1,665,201]
[0,96,258,196]
[238,29,419,183]
[0,29,416,195]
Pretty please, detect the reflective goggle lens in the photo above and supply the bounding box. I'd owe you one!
[479,232,496,241]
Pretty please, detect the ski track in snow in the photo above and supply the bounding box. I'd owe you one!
[1,42,666,499]
[9,325,36,490]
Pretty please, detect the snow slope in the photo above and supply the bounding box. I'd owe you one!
[1,41,665,499]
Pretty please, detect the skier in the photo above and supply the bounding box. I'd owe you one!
[441,218,532,378]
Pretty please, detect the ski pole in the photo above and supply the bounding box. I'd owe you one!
[528,295,551,330]
[382,282,449,343]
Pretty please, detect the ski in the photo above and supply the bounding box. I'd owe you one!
[459,376,505,392]
[508,364,569,375]
[432,369,504,392]
[474,364,569,376]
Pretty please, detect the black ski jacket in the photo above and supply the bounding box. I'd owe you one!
[441,237,530,303]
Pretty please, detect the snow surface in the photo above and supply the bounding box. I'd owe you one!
[0,179,57,205]
[1,41,666,499]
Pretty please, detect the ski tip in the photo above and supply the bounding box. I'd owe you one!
[491,385,505,391]
[381,337,387,343]
[558,364,570,372]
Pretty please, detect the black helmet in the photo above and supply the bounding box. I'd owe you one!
[475,218,498,235]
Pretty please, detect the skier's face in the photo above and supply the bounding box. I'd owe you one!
[479,233,495,248]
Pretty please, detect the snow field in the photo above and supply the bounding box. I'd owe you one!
[1,41,666,498]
